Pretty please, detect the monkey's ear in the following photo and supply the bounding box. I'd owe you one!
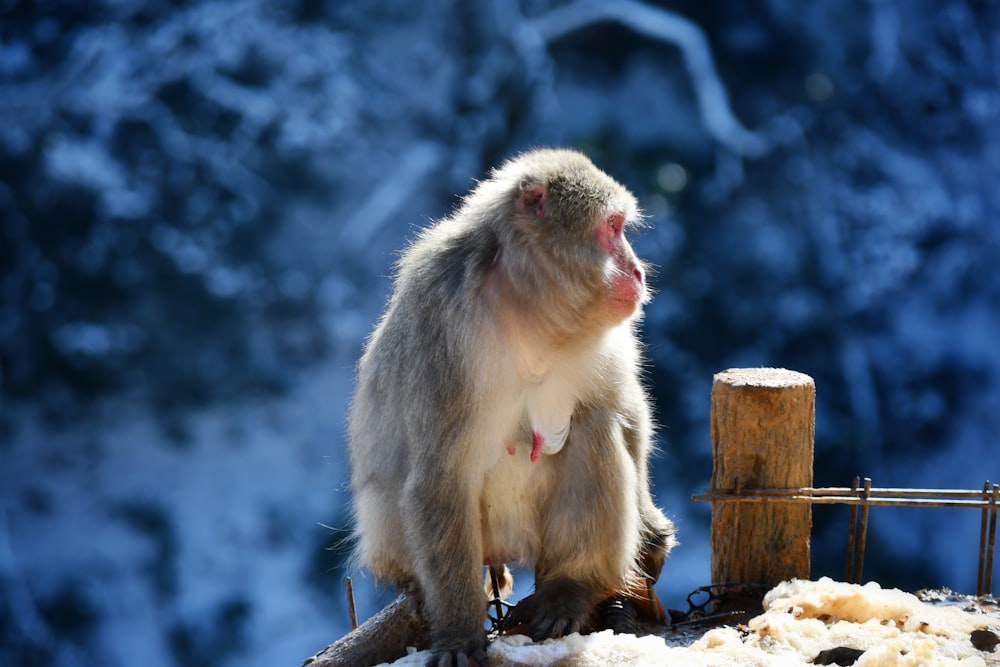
[515,182,548,218]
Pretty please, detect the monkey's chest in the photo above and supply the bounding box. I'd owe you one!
[524,382,574,457]
[500,339,588,452]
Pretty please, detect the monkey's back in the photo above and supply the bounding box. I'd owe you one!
[346,215,505,580]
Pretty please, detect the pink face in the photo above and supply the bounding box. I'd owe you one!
[596,211,645,319]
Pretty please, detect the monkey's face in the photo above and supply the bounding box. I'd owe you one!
[596,210,647,321]
[542,176,648,323]
[499,148,650,328]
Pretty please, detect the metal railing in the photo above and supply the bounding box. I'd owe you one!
[694,477,1000,597]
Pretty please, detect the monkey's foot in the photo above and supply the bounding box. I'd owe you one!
[425,649,488,667]
[425,633,488,667]
[503,578,595,642]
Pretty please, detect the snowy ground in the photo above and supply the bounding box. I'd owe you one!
[380,579,1000,667]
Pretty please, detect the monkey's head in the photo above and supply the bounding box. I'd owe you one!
[489,148,648,327]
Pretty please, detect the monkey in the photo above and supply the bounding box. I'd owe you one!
[347,148,676,667]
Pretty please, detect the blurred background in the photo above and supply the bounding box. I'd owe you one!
[2,0,999,665]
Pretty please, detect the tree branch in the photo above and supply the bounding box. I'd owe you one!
[528,0,768,158]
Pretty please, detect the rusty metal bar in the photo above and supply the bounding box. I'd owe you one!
[978,482,990,597]
[855,478,871,584]
[986,484,998,595]
[692,495,998,508]
[345,577,358,631]
[693,482,1000,508]
[702,487,993,497]
[488,564,505,627]
[846,477,860,583]
[697,487,998,500]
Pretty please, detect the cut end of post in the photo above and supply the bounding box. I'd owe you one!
[714,367,815,389]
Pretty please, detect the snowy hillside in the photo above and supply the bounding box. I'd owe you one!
[2,1,999,666]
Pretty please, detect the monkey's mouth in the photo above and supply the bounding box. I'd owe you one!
[608,295,643,320]
[607,271,645,315]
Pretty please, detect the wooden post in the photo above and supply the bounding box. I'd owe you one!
[710,367,815,586]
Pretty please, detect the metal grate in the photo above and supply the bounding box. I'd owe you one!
[693,477,1000,597]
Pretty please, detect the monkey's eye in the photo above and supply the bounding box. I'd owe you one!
[607,213,625,236]
[598,212,626,254]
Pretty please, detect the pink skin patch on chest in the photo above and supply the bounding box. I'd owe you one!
[505,433,545,461]
[531,431,544,463]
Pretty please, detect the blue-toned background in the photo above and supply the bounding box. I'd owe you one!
[2,1,999,665]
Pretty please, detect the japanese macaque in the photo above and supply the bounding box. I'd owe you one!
[347,148,676,667]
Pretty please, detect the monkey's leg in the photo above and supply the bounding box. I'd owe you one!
[637,506,676,585]
[619,400,677,586]
[617,408,676,626]
[402,467,489,667]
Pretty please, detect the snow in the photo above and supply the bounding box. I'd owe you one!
[379,578,999,666]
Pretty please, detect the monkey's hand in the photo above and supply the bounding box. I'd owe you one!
[503,578,595,642]
[425,634,488,667]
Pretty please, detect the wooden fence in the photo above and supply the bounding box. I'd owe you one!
[694,367,999,597]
